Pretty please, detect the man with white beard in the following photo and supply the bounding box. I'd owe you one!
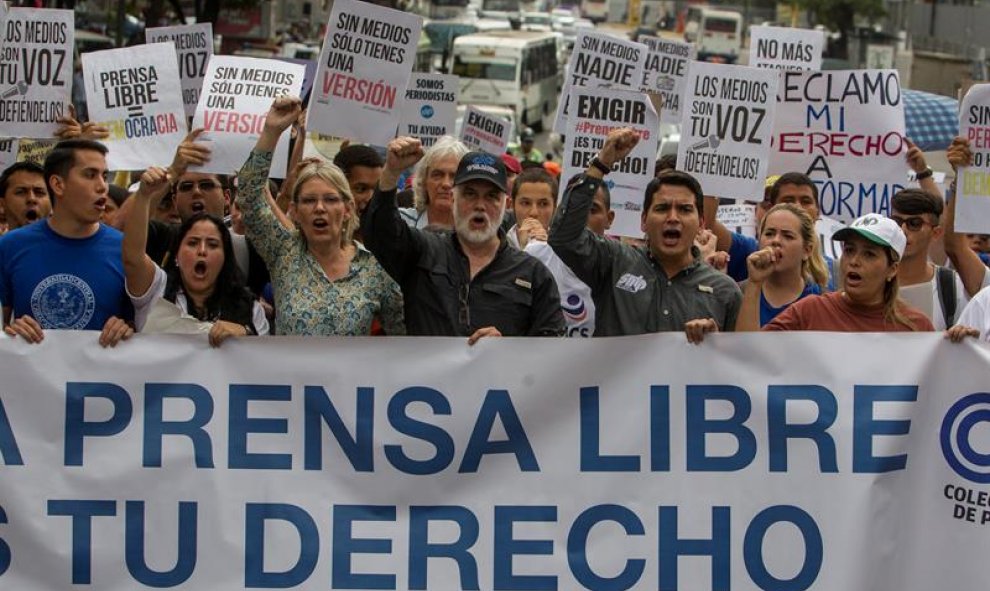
[362,137,564,343]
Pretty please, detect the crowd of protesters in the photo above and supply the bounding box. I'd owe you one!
[2,95,990,349]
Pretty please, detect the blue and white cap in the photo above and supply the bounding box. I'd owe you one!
[454,151,508,194]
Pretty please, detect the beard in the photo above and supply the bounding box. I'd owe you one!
[454,200,505,245]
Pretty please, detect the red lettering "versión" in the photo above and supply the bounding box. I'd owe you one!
[321,73,397,109]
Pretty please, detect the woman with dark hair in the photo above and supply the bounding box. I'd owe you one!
[764,213,933,332]
[122,166,268,346]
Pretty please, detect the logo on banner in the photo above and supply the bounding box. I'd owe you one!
[940,393,990,484]
[30,274,96,329]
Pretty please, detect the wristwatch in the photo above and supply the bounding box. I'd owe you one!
[915,167,934,181]
[590,157,612,175]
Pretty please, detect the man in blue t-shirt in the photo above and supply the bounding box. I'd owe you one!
[0,139,133,346]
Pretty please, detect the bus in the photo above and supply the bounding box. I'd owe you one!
[580,0,608,23]
[451,31,560,131]
[684,7,742,63]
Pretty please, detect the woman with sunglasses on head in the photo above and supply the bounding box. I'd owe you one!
[736,203,829,330]
[234,96,405,336]
[122,167,269,347]
[763,213,934,332]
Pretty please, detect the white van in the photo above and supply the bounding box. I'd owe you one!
[451,31,560,131]
[684,7,742,64]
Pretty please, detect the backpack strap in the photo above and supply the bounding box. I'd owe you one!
[936,265,958,327]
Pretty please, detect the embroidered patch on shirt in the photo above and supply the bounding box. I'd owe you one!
[515,278,532,290]
[616,273,648,293]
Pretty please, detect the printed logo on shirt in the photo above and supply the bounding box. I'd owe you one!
[30,273,96,329]
[562,293,588,322]
[615,273,648,293]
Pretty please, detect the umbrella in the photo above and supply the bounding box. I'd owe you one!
[903,89,959,152]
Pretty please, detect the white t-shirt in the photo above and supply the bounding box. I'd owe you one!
[127,266,269,335]
[958,285,990,342]
[899,265,990,330]
[522,238,596,337]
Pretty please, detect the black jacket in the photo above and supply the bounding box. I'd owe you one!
[362,187,565,337]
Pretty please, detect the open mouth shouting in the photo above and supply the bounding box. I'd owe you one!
[24,209,39,221]
[190,201,206,213]
[844,271,863,288]
[660,227,682,247]
[192,260,209,279]
[94,197,107,212]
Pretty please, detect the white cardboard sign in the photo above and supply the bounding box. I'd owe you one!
[191,56,304,178]
[956,83,990,233]
[146,23,214,118]
[678,62,779,200]
[82,43,187,171]
[553,30,647,134]
[562,87,658,238]
[0,8,74,138]
[639,35,695,124]
[459,106,512,155]
[398,73,458,148]
[0,136,17,171]
[748,25,824,71]
[308,0,423,145]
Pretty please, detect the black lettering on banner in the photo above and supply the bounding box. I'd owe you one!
[757,38,778,59]
[181,51,209,79]
[20,49,66,87]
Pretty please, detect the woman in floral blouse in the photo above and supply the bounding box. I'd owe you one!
[235,97,405,336]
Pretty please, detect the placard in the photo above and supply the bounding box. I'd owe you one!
[553,30,647,134]
[639,35,695,125]
[562,87,658,238]
[146,23,214,118]
[678,62,779,200]
[816,215,846,260]
[771,70,907,222]
[191,56,304,178]
[459,105,512,155]
[308,0,423,145]
[717,201,757,237]
[398,73,458,148]
[0,136,17,171]
[956,83,990,233]
[0,8,74,138]
[748,25,824,71]
[82,43,187,171]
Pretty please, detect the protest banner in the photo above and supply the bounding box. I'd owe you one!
[82,43,187,171]
[771,70,907,223]
[717,201,757,237]
[308,0,422,145]
[0,2,8,51]
[639,35,695,125]
[0,137,17,171]
[274,57,317,100]
[748,25,823,71]
[0,8,73,138]
[146,23,213,118]
[816,215,846,260]
[562,87,658,237]
[191,56,304,178]
[399,73,458,148]
[15,138,55,164]
[678,62,779,200]
[459,105,513,155]
[553,30,647,134]
[0,332,988,590]
[956,84,990,233]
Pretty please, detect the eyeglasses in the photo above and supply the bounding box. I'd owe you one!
[176,180,221,193]
[890,215,933,232]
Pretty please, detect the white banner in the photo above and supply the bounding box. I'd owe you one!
[679,62,779,200]
[717,201,757,237]
[0,8,73,138]
[0,333,989,590]
[562,87,658,238]
[82,43,187,171]
[191,56,304,178]
[553,30,647,134]
[398,73,458,148]
[771,70,907,223]
[638,35,695,125]
[146,23,214,119]
[956,83,990,233]
[816,215,846,260]
[459,105,512,155]
[0,137,17,171]
[748,25,824,71]
[308,0,422,145]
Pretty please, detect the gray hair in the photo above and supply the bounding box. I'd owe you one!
[413,135,469,213]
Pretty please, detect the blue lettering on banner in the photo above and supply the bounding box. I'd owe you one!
[409,506,480,590]
[229,385,292,470]
[143,383,215,468]
[244,503,319,587]
[332,505,397,589]
[124,501,198,586]
[0,505,10,576]
[567,504,646,590]
[47,500,117,584]
[64,382,133,466]
[0,398,23,465]
[493,506,557,590]
[940,392,990,483]
[743,505,823,591]
[853,386,917,473]
[767,386,839,472]
[304,386,375,471]
[385,386,455,475]
[815,180,904,220]
[686,386,757,471]
[581,386,640,471]
[459,390,538,473]
[659,506,731,591]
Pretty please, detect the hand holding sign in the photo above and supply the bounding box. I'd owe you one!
[135,166,173,205]
[598,127,641,168]
[381,136,425,191]
[170,128,211,178]
[947,136,972,171]
[904,138,928,175]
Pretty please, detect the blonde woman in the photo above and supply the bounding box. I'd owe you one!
[235,97,405,336]
[736,204,829,329]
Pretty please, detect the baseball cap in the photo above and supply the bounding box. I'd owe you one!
[833,213,907,259]
[454,151,508,193]
[501,153,522,175]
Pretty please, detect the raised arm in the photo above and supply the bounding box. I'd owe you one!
[945,136,989,297]
[122,167,172,298]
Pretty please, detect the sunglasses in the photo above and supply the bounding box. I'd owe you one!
[176,180,221,193]
[890,215,931,232]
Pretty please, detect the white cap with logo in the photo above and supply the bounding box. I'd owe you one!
[833,213,907,259]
